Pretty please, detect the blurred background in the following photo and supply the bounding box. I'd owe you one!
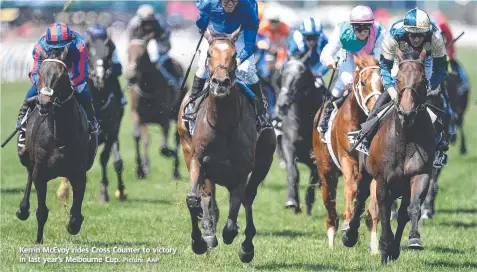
[1,0,476,82]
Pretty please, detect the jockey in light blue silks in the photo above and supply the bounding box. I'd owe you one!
[287,17,329,88]
[85,24,127,106]
[16,22,98,153]
[319,5,386,134]
[353,8,449,168]
[184,0,272,133]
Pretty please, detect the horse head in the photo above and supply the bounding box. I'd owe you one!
[87,37,111,90]
[277,57,310,115]
[395,48,428,121]
[352,55,383,115]
[205,27,240,98]
[126,37,151,84]
[37,46,73,115]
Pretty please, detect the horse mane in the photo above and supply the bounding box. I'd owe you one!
[401,48,422,61]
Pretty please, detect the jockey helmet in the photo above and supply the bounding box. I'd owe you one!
[264,6,281,22]
[299,18,322,36]
[404,8,431,33]
[349,5,375,24]
[137,4,155,20]
[45,22,74,48]
[86,24,108,40]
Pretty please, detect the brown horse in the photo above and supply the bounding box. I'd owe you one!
[177,29,276,263]
[312,56,382,251]
[127,38,185,180]
[342,48,434,264]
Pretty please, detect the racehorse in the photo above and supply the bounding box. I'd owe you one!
[312,55,382,251]
[177,28,276,263]
[127,36,186,180]
[16,47,96,243]
[57,37,126,202]
[277,55,324,214]
[342,48,434,264]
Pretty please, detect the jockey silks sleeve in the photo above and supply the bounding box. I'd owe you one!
[320,25,342,66]
[379,33,398,91]
[196,0,259,63]
[429,31,447,90]
[287,31,329,77]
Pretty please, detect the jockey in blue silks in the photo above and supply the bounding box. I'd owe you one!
[16,22,98,151]
[184,0,272,133]
[354,8,449,168]
[287,17,329,87]
[85,24,127,106]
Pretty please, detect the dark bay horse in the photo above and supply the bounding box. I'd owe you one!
[312,55,382,251]
[127,37,186,179]
[57,37,126,202]
[16,47,96,243]
[343,48,434,264]
[276,57,324,214]
[177,29,276,263]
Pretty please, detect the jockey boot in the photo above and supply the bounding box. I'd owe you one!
[433,117,449,168]
[16,100,30,155]
[111,78,127,107]
[318,96,338,134]
[76,92,99,134]
[250,83,272,133]
[184,76,206,120]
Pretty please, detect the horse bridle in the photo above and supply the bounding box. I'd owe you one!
[353,65,381,116]
[38,59,74,111]
[395,59,427,116]
[207,39,237,87]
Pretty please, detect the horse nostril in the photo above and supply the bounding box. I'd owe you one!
[223,78,231,86]
[212,78,219,85]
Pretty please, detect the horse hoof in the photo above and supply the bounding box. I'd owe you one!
[238,244,255,263]
[342,229,359,248]
[115,189,127,201]
[327,228,335,249]
[341,221,350,232]
[160,147,175,157]
[279,160,286,169]
[137,168,145,179]
[67,215,84,235]
[421,210,433,220]
[408,238,424,250]
[16,208,30,221]
[285,199,300,214]
[306,205,312,216]
[99,193,109,203]
[222,226,238,245]
[461,147,467,155]
[173,171,181,180]
[36,238,44,244]
[203,235,218,249]
[192,239,208,255]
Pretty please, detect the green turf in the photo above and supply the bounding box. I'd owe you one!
[1,48,476,272]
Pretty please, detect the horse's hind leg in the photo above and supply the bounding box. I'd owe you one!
[460,124,467,154]
[320,169,339,248]
[16,170,33,221]
[377,180,395,264]
[305,163,320,216]
[140,124,150,175]
[99,141,113,202]
[33,179,48,244]
[367,179,380,255]
[341,157,359,232]
[186,159,207,254]
[112,141,127,200]
[200,179,219,249]
[282,142,301,213]
[172,130,181,180]
[239,183,257,263]
[160,122,175,157]
[67,173,86,235]
[393,196,410,261]
[407,173,431,250]
[223,186,244,245]
[422,168,440,219]
[133,115,145,179]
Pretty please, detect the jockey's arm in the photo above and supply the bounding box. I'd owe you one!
[127,16,141,40]
[314,34,330,76]
[429,31,447,91]
[195,1,211,33]
[320,25,342,67]
[157,31,171,55]
[70,41,89,92]
[379,33,399,93]
[372,26,386,60]
[286,32,302,59]
[237,1,260,64]
[28,43,44,86]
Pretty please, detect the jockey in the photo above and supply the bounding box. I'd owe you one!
[319,5,386,134]
[16,22,98,151]
[127,4,183,91]
[356,8,449,168]
[287,17,329,85]
[85,24,127,106]
[184,0,272,133]
[434,12,470,95]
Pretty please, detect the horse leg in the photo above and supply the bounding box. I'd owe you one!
[283,141,300,213]
[222,186,243,245]
[200,179,219,249]
[140,124,150,175]
[33,179,48,244]
[377,180,395,264]
[407,173,431,250]
[422,168,439,219]
[276,135,286,168]
[160,122,174,157]
[67,173,86,235]
[320,168,339,248]
[99,141,113,202]
[341,157,359,232]
[460,123,467,154]
[112,142,127,200]
[367,179,380,255]
[239,184,257,263]
[390,200,398,220]
[133,113,145,179]
[305,163,320,216]
[186,159,207,254]
[16,170,33,220]
[173,130,181,180]
[56,177,70,202]
[392,196,410,261]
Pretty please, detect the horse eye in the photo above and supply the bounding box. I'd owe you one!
[360,81,365,86]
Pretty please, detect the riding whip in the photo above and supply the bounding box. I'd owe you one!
[179,27,208,92]
[446,31,464,49]
[1,107,38,148]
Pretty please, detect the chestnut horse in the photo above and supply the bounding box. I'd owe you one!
[312,56,382,251]
[177,29,276,263]
[342,48,434,264]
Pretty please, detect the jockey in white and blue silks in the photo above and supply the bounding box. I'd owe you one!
[355,8,449,168]
[184,0,272,133]
[318,5,386,134]
[287,17,329,87]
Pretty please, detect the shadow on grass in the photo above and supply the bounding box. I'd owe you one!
[430,246,465,254]
[127,198,172,205]
[1,187,25,194]
[438,221,477,229]
[259,230,313,238]
[426,261,477,269]
[437,208,477,214]
[254,262,337,271]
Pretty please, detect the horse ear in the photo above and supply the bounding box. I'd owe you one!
[230,26,241,43]
[59,46,69,61]
[353,55,363,69]
[418,47,427,62]
[396,48,404,62]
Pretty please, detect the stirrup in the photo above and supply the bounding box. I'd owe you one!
[433,150,448,168]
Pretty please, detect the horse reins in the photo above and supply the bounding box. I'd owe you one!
[353,65,381,116]
[395,59,427,116]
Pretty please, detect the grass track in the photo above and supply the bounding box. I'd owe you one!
[1,48,476,272]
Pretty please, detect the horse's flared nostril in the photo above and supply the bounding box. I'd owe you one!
[222,78,231,86]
